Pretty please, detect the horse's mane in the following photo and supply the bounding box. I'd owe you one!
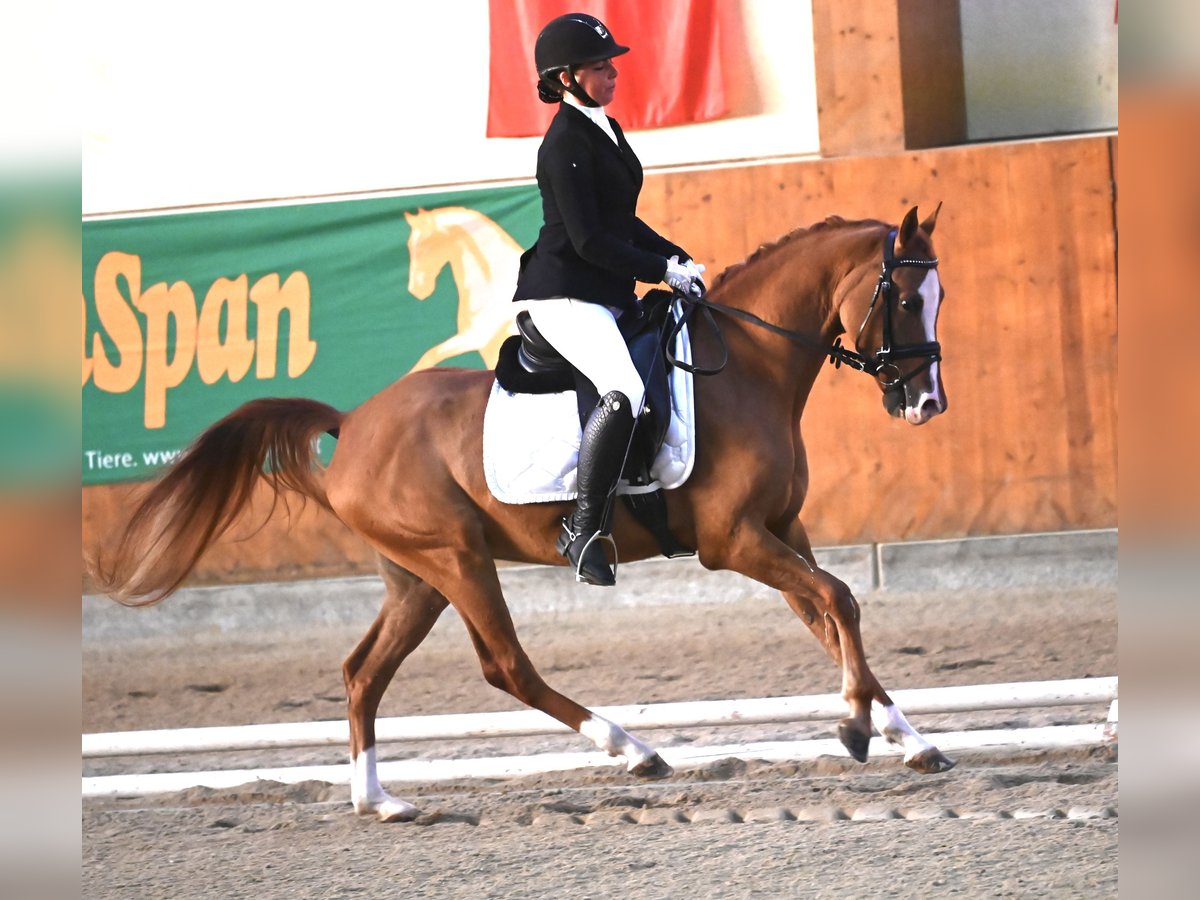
[710,215,887,291]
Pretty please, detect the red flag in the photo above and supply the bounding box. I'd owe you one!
[487,0,729,138]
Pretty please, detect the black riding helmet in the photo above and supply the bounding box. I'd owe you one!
[534,13,629,107]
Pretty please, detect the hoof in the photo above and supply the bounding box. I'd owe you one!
[838,720,871,763]
[906,747,957,774]
[630,753,674,780]
[355,796,421,823]
[378,804,421,823]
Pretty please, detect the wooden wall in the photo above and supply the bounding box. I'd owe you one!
[642,135,1117,545]
[82,135,1117,586]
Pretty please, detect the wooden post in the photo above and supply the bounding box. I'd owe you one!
[812,0,966,157]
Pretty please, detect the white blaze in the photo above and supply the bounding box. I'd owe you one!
[905,269,944,424]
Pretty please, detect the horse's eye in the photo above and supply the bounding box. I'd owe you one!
[900,295,923,313]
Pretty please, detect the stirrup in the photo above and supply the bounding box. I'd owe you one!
[574,531,619,584]
[556,519,619,585]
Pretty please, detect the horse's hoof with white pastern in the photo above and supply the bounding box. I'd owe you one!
[356,797,421,823]
[905,748,957,774]
[630,754,673,779]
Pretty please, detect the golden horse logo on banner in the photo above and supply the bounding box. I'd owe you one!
[404,207,522,372]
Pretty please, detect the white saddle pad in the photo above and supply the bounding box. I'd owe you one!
[483,309,696,504]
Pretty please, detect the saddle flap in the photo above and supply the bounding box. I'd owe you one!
[496,294,681,480]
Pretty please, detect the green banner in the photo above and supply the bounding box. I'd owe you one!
[82,185,541,485]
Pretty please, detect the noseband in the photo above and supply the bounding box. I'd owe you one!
[667,228,941,388]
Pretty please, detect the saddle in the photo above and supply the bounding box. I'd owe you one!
[494,290,694,559]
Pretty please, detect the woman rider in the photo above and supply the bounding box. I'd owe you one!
[512,12,705,587]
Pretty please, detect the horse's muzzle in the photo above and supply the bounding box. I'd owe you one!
[883,388,945,425]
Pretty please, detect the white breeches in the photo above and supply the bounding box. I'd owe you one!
[522,298,645,412]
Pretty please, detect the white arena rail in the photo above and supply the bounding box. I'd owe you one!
[82,677,1117,798]
[83,677,1116,758]
[84,724,1113,799]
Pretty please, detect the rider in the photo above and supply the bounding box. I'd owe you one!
[512,12,705,587]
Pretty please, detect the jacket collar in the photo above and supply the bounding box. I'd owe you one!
[562,93,618,144]
[557,103,638,176]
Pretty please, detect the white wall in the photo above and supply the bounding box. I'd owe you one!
[83,0,818,215]
[83,1,1120,215]
[960,0,1118,140]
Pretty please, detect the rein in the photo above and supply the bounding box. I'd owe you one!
[666,228,941,389]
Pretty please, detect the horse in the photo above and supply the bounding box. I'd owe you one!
[403,206,523,373]
[89,205,954,823]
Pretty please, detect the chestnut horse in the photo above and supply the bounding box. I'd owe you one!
[90,206,954,823]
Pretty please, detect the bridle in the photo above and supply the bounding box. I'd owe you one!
[667,228,941,390]
[827,227,941,390]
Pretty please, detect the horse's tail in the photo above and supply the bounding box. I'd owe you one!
[87,397,343,608]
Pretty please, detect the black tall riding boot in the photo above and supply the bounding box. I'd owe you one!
[556,390,636,586]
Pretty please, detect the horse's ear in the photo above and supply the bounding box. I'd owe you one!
[898,206,920,249]
[920,201,943,236]
[404,210,416,224]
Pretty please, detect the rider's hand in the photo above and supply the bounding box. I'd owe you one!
[664,256,702,296]
[683,258,706,293]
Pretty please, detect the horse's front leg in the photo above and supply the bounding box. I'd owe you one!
[707,518,954,772]
[776,518,955,773]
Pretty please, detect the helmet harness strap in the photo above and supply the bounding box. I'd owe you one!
[542,67,599,108]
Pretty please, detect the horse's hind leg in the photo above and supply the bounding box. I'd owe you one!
[343,555,449,821]
[378,526,673,780]
[460,567,672,778]
[778,520,954,773]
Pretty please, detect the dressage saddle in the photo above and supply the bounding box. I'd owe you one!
[494,290,694,559]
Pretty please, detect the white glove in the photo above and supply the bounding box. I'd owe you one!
[663,255,703,296]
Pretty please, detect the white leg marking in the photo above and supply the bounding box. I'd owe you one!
[351,748,420,822]
[579,714,656,770]
[871,701,936,762]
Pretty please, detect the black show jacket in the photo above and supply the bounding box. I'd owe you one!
[512,103,686,312]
